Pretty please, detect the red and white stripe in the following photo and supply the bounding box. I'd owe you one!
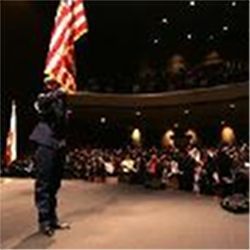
[5,101,17,166]
[44,0,88,94]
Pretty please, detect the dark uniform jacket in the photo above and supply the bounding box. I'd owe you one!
[29,89,67,150]
[29,122,61,150]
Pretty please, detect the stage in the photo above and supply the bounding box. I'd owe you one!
[1,178,249,249]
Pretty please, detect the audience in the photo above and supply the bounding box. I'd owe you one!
[85,57,248,93]
[62,141,250,196]
[2,139,249,198]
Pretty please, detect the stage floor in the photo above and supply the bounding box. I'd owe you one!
[1,178,249,249]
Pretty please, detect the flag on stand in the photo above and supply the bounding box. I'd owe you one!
[5,100,17,167]
[44,0,88,94]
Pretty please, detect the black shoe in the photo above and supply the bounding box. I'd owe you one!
[51,222,70,230]
[39,225,55,237]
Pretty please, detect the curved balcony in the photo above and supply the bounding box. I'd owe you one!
[68,82,248,108]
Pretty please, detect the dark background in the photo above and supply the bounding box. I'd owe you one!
[1,0,249,157]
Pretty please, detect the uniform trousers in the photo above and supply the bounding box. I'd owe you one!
[34,145,65,227]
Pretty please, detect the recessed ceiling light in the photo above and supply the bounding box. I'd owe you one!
[153,38,159,44]
[135,111,141,116]
[229,103,236,109]
[209,35,214,40]
[190,1,195,6]
[187,33,192,40]
[232,1,237,7]
[100,117,106,124]
[162,18,168,24]
[223,26,229,31]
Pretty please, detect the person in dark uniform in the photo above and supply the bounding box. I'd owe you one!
[30,78,70,236]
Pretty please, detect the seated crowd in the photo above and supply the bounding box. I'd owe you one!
[85,52,249,93]
[2,140,249,198]
[64,140,249,197]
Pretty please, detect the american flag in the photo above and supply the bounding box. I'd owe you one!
[44,0,88,94]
